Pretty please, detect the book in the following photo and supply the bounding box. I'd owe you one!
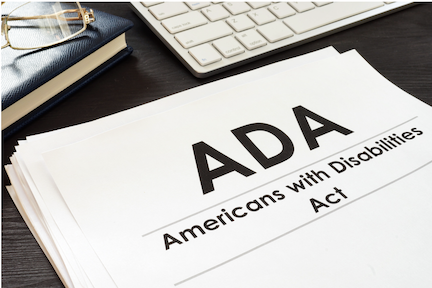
[1,5,133,138]
[5,49,432,287]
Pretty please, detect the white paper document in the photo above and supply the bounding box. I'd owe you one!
[5,47,340,288]
[6,48,432,287]
[39,50,432,287]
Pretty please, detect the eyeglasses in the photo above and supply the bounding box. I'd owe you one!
[1,2,95,50]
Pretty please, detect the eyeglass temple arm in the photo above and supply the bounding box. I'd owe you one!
[4,8,95,24]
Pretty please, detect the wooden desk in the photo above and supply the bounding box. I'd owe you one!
[2,3,431,287]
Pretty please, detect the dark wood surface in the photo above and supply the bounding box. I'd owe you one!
[2,3,432,287]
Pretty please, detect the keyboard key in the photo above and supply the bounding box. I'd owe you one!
[223,2,251,15]
[189,43,222,66]
[226,14,255,32]
[268,3,296,19]
[288,2,315,13]
[201,4,230,21]
[185,2,211,10]
[162,11,208,34]
[149,2,189,20]
[235,29,267,50]
[246,2,271,9]
[140,2,163,8]
[257,21,294,43]
[175,21,233,48]
[213,36,245,58]
[284,2,384,34]
[248,8,276,25]
[313,2,332,7]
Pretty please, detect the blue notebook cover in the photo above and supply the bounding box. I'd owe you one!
[1,5,134,138]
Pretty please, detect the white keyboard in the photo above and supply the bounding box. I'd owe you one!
[130,2,414,78]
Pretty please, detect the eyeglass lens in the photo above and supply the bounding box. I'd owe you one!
[1,17,8,47]
[5,2,85,49]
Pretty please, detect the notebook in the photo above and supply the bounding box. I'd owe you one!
[1,4,133,138]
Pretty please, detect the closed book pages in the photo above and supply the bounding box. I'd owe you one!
[1,4,134,138]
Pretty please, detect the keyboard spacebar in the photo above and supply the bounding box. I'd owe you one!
[284,2,385,34]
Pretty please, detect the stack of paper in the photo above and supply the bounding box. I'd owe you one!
[5,47,432,288]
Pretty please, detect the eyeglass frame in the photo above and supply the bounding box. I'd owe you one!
[1,1,95,50]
